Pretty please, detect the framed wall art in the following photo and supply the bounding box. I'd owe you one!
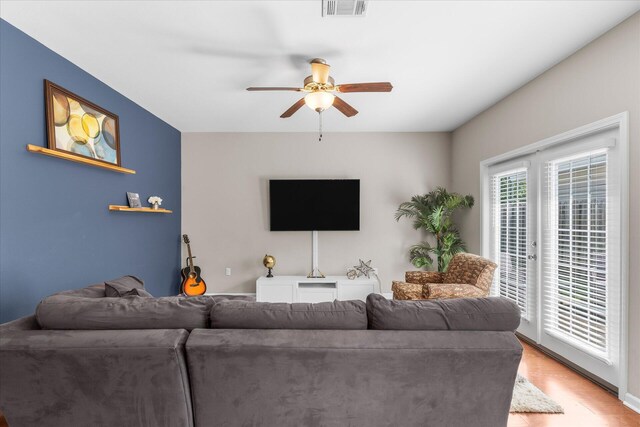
[44,80,121,167]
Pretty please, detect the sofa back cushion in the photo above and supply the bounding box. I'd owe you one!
[49,283,107,298]
[210,300,367,330]
[36,282,254,330]
[37,295,211,330]
[366,293,520,331]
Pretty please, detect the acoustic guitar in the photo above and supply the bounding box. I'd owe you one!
[181,234,207,296]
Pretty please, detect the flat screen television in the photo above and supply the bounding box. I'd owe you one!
[269,179,360,231]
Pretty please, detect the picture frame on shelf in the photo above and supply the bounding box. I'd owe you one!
[127,192,142,208]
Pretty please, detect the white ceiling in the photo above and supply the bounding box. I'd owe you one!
[1,1,639,132]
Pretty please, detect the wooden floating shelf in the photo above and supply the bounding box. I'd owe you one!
[109,205,172,214]
[27,144,136,174]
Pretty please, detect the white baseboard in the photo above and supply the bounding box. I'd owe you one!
[624,393,640,414]
[204,292,256,297]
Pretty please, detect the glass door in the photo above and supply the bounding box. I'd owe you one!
[485,127,622,387]
[538,130,621,386]
[488,158,538,339]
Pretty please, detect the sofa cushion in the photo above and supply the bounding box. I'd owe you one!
[36,285,254,330]
[367,294,448,330]
[51,283,106,298]
[366,293,520,331]
[0,329,194,427]
[104,275,148,297]
[210,299,367,330]
[122,288,154,297]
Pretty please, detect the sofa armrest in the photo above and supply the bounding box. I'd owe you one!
[392,281,425,300]
[405,271,444,284]
[0,329,193,427]
[425,283,486,299]
[0,315,39,331]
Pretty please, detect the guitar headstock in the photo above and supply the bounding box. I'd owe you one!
[183,234,190,244]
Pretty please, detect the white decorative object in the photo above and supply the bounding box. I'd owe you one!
[148,196,163,210]
[256,275,380,303]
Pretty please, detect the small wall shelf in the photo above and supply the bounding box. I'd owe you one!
[109,205,172,214]
[27,144,136,174]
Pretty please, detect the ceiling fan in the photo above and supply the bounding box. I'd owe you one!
[246,58,393,119]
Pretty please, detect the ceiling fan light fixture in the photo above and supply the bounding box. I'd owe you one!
[304,91,335,112]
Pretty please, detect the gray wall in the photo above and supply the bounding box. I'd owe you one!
[181,132,451,294]
[451,13,639,397]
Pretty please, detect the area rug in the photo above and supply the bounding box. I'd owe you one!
[510,375,564,413]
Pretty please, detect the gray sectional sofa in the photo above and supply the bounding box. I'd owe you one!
[0,276,523,427]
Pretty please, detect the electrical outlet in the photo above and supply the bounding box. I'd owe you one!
[225,267,231,276]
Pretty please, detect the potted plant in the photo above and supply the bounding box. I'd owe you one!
[395,187,474,272]
[148,196,163,210]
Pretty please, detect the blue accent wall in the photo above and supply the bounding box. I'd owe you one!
[0,20,181,322]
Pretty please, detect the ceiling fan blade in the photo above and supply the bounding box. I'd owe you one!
[280,98,306,118]
[311,62,331,84]
[246,87,302,91]
[333,96,358,117]
[335,82,393,93]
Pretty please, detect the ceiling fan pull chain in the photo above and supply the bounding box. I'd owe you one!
[318,111,323,142]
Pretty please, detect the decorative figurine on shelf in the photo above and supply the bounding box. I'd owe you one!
[148,196,163,210]
[263,254,276,278]
[354,259,374,279]
[346,268,358,280]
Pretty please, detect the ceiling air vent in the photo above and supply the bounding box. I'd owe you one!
[322,0,368,17]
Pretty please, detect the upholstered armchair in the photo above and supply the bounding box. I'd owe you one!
[392,253,497,300]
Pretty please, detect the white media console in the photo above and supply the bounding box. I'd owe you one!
[256,275,379,303]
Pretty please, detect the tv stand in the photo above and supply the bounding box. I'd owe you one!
[307,230,325,278]
[256,276,379,303]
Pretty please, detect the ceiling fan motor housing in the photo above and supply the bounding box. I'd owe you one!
[304,75,335,91]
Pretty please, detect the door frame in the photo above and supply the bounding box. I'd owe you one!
[478,112,629,400]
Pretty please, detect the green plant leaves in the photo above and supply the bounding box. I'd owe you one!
[396,187,474,272]
[409,243,434,268]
